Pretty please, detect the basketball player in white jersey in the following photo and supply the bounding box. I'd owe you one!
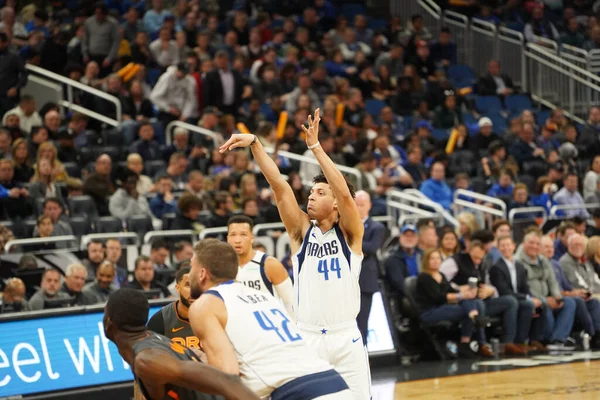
[219,108,371,399]
[188,239,351,399]
[227,215,295,317]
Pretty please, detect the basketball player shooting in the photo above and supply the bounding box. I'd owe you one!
[219,108,372,399]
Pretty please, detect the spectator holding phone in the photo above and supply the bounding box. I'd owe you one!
[416,249,492,358]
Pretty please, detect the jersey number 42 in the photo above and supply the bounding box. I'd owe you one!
[254,308,302,343]
[317,257,342,280]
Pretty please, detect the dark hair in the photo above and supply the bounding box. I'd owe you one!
[242,197,258,210]
[173,241,192,253]
[134,255,152,270]
[214,191,232,208]
[43,197,62,210]
[468,239,485,251]
[312,173,356,199]
[571,216,586,225]
[416,218,434,230]
[151,240,168,252]
[491,219,511,234]
[106,288,149,332]
[88,239,105,249]
[176,266,191,283]
[441,27,451,34]
[411,14,423,23]
[557,221,576,236]
[42,268,61,279]
[193,239,238,280]
[178,193,203,214]
[470,229,495,244]
[37,215,52,226]
[228,215,254,229]
[488,140,505,156]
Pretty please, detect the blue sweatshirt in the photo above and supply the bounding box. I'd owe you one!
[420,179,453,210]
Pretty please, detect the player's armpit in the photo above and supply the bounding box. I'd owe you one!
[189,295,239,375]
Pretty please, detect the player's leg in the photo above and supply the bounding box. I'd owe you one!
[327,328,372,400]
[299,328,332,363]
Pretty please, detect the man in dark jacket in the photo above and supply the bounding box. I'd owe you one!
[0,33,27,117]
[355,191,386,345]
[83,154,115,216]
[203,50,244,116]
[61,263,97,305]
[384,224,421,304]
[477,59,514,97]
[576,106,600,159]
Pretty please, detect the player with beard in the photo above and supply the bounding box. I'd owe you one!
[147,267,199,350]
[103,288,259,400]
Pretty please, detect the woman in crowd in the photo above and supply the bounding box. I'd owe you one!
[416,249,492,358]
[11,138,34,183]
[34,142,70,184]
[171,193,205,234]
[586,236,600,281]
[583,155,600,200]
[439,228,460,260]
[456,212,480,250]
[30,158,67,209]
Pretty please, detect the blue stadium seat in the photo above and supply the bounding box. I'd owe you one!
[341,4,366,21]
[368,19,388,31]
[535,109,551,127]
[403,116,413,131]
[270,19,284,28]
[505,21,524,32]
[462,112,477,126]
[475,96,503,113]
[365,99,386,117]
[485,111,508,134]
[448,65,476,88]
[505,94,533,113]
[432,129,450,141]
[146,68,162,86]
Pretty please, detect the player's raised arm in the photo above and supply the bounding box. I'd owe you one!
[188,293,240,375]
[134,348,259,400]
[302,109,364,246]
[219,134,310,247]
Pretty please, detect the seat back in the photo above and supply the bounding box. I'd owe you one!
[94,216,123,234]
[505,94,532,113]
[144,160,167,178]
[365,99,386,117]
[475,96,502,113]
[69,216,92,238]
[63,162,82,179]
[403,276,421,319]
[68,195,98,219]
[127,214,154,241]
[162,213,176,231]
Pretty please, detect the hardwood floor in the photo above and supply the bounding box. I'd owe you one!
[390,360,600,399]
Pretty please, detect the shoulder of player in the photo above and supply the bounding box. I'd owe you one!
[134,347,181,383]
[264,256,288,283]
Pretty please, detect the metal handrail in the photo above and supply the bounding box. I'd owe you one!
[400,189,459,227]
[26,64,122,124]
[526,42,600,85]
[530,35,558,53]
[453,198,505,218]
[252,222,285,235]
[549,203,600,218]
[417,0,442,17]
[387,200,437,221]
[470,17,497,35]
[199,227,228,239]
[508,207,547,225]
[5,235,77,253]
[80,233,139,250]
[263,147,362,191]
[143,230,196,244]
[165,120,220,147]
[453,189,508,215]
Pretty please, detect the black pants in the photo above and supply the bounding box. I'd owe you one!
[89,54,114,78]
[357,292,374,346]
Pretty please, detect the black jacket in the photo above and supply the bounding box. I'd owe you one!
[0,48,27,97]
[359,218,386,294]
[477,73,514,96]
[384,247,423,299]
[202,68,245,112]
[576,124,600,159]
[489,258,531,300]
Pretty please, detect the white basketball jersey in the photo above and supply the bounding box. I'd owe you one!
[207,281,331,398]
[236,250,276,297]
[291,222,363,327]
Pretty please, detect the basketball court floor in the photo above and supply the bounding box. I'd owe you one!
[371,351,600,399]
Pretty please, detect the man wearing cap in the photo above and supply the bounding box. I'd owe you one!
[150,62,198,126]
[470,117,500,157]
[384,224,422,305]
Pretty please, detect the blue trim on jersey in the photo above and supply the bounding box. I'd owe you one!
[270,369,348,400]
[216,280,235,286]
[334,223,352,269]
[296,225,313,276]
[259,253,274,295]
[203,290,223,301]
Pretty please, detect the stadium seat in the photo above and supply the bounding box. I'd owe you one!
[33,198,45,216]
[63,162,81,179]
[84,130,104,146]
[144,160,167,178]
[162,213,176,231]
[475,96,503,113]
[365,99,386,117]
[0,220,14,233]
[535,109,551,127]
[103,128,124,147]
[22,219,37,239]
[127,214,154,241]
[402,116,413,131]
[470,177,490,193]
[341,3,366,20]
[146,68,162,86]
[448,65,476,88]
[448,150,475,176]
[517,174,537,193]
[505,94,533,113]
[92,146,121,163]
[69,216,92,238]
[432,129,450,141]
[94,216,123,234]
[368,18,388,31]
[484,111,508,134]
[68,195,98,219]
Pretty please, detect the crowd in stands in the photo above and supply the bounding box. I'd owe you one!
[0,0,599,359]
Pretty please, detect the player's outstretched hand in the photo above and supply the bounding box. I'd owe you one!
[219,134,255,153]
[301,108,321,148]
